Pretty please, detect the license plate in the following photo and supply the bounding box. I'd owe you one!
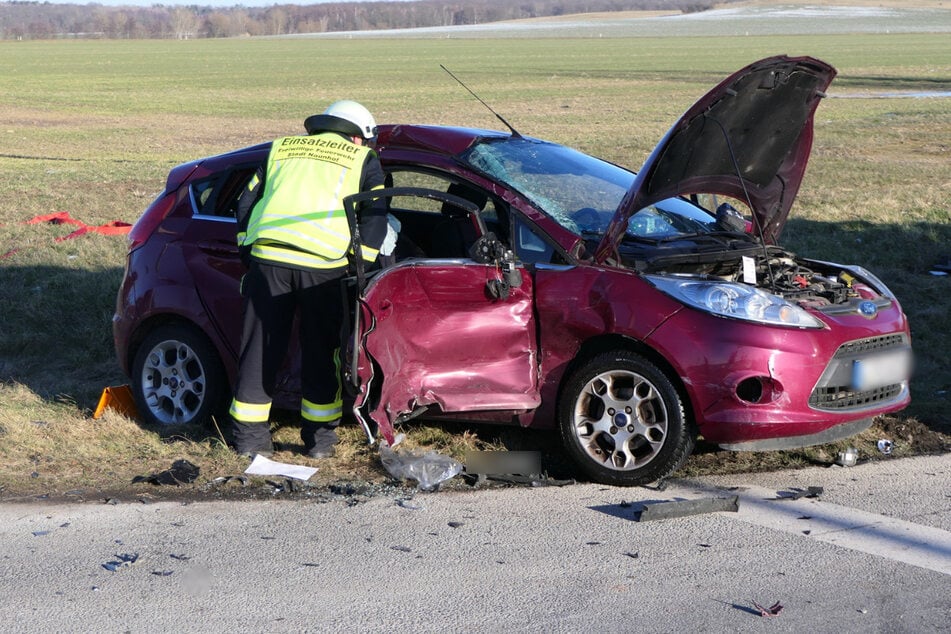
[851,348,912,391]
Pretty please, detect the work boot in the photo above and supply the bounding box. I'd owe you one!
[301,422,339,459]
[239,446,274,459]
[232,419,274,458]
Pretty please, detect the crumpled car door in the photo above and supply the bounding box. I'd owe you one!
[352,258,540,445]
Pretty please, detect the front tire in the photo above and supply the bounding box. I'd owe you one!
[131,324,228,428]
[558,351,694,486]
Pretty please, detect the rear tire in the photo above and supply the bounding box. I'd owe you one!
[131,324,229,429]
[558,351,694,486]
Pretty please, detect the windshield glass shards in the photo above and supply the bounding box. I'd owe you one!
[627,198,719,239]
[462,137,632,235]
[461,137,727,242]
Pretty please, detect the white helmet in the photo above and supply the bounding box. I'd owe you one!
[304,100,377,140]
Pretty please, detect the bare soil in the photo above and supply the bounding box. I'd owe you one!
[4,415,946,507]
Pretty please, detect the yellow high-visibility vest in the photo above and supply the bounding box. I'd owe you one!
[243,132,378,268]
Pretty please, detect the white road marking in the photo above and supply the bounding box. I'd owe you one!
[723,485,951,576]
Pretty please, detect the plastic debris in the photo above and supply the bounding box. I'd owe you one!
[776,486,823,500]
[379,437,462,491]
[132,459,200,485]
[103,553,139,572]
[877,439,894,455]
[836,447,858,467]
[462,472,574,487]
[752,600,784,617]
[930,258,951,275]
[464,450,541,476]
[637,496,739,522]
[211,475,249,487]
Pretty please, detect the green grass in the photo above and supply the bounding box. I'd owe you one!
[0,30,948,496]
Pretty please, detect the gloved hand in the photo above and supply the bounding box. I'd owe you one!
[387,213,401,233]
[380,213,400,256]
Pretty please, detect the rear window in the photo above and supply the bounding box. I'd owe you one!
[190,165,261,220]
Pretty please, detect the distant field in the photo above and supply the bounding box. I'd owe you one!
[302,2,951,38]
[0,27,948,494]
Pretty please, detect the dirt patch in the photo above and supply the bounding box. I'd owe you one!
[2,415,945,506]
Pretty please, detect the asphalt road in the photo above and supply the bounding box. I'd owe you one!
[1,454,948,633]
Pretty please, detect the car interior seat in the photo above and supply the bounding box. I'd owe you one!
[430,182,487,258]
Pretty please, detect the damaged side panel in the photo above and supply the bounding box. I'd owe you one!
[354,260,540,444]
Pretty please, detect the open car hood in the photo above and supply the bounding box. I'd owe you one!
[595,55,836,263]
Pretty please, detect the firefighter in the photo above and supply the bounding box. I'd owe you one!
[230,100,395,459]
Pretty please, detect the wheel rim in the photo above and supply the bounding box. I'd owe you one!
[571,369,669,471]
[139,339,208,425]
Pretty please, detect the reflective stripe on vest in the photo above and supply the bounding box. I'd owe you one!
[245,133,372,262]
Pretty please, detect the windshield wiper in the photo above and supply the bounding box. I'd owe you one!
[639,230,751,244]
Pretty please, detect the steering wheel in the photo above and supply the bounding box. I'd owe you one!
[570,207,601,231]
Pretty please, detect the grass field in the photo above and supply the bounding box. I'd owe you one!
[0,26,948,497]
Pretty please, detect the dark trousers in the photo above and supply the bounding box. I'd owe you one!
[230,259,347,452]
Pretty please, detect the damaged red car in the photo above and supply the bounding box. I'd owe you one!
[114,55,912,486]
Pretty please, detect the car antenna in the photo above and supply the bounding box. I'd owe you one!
[440,64,521,138]
[705,112,777,290]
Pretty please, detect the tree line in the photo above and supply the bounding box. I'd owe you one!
[0,0,728,40]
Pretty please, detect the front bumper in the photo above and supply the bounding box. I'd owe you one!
[645,308,911,446]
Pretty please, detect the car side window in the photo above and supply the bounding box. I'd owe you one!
[385,170,506,260]
[514,217,556,264]
[190,165,261,220]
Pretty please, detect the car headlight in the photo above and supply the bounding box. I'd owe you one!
[645,275,825,329]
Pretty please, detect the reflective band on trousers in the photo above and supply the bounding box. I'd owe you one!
[230,399,270,424]
[301,397,343,423]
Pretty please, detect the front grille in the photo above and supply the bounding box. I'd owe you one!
[836,334,905,356]
[810,383,904,410]
[809,334,909,412]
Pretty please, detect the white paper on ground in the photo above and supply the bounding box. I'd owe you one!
[244,454,318,481]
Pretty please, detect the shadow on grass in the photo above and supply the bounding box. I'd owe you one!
[0,263,126,408]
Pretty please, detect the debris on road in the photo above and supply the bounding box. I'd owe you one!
[210,475,249,488]
[132,459,200,486]
[752,600,784,617]
[102,553,139,572]
[379,438,462,491]
[462,473,575,488]
[637,496,739,522]
[877,439,894,455]
[836,447,859,467]
[244,454,318,481]
[775,486,823,500]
